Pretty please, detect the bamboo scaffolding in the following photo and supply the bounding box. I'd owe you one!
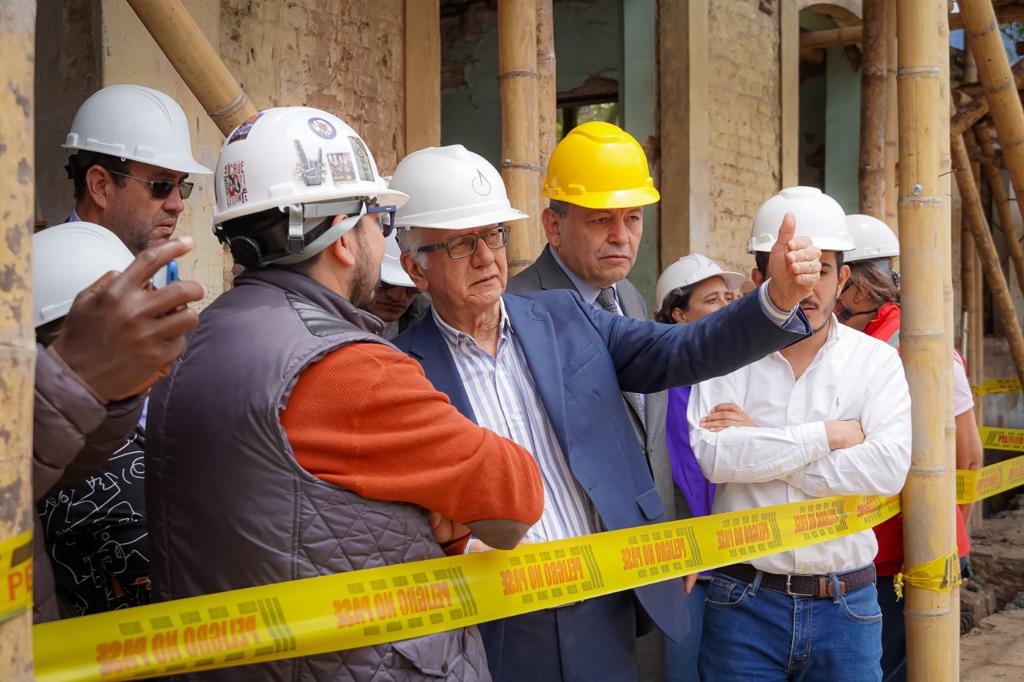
[962,230,985,426]
[537,0,556,218]
[897,0,957,678]
[859,0,887,218]
[126,0,257,136]
[0,1,37,676]
[884,0,899,234]
[953,134,1024,386]
[975,122,1024,294]
[800,4,1024,51]
[498,0,543,274]
[954,2,1024,256]
[951,97,990,138]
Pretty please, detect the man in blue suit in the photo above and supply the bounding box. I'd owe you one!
[389,145,820,682]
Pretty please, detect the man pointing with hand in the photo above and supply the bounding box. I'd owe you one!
[689,187,912,682]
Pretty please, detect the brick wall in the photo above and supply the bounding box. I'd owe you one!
[705,2,781,276]
[220,0,406,174]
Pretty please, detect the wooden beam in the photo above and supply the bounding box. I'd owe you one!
[0,1,37,675]
[977,121,1024,294]
[858,0,887,218]
[404,0,441,155]
[781,0,800,187]
[884,0,899,233]
[951,96,990,138]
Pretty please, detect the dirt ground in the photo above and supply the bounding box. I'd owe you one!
[960,609,1024,681]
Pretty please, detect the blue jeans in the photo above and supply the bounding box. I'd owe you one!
[698,569,883,682]
[665,580,707,682]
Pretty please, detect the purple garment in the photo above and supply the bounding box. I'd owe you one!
[666,386,715,518]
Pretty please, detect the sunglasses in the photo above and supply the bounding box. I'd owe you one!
[108,170,194,200]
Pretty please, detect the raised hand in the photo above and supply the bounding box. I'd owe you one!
[765,212,822,311]
[51,237,204,401]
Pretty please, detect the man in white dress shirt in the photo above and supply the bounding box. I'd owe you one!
[689,187,912,682]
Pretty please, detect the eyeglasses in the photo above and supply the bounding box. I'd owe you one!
[366,204,397,238]
[415,225,510,260]
[107,170,194,200]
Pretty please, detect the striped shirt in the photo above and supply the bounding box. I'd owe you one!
[433,301,599,542]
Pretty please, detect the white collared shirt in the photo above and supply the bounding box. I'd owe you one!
[687,318,912,575]
[432,301,600,543]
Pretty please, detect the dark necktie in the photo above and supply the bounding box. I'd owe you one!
[596,287,646,426]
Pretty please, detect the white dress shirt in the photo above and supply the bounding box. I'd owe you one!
[688,318,912,575]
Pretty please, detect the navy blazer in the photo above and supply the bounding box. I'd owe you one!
[394,288,808,642]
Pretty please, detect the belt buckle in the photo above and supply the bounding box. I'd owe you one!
[785,574,796,596]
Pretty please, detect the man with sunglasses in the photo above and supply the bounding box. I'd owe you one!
[63,84,212,255]
[30,85,209,622]
[145,108,544,681]
[390,144,821,682]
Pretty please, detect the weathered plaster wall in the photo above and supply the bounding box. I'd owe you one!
[704,1,782,276]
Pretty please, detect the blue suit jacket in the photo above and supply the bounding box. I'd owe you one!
[394,288,808,642]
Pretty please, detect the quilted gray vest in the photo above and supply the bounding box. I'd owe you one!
[146,267,489,681]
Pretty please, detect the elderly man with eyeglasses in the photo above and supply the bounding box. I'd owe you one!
[391,144,823,682]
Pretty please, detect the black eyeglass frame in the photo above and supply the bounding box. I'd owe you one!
[366,204,397,238]
[414,225,511,260]
[107,170,194,200]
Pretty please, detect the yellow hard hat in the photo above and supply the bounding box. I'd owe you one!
[543,121,660,210]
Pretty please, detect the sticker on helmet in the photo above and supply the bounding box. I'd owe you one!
[327,152,357,184]
[294,140,324,186]
[472,168,492,196]
[223,161,248,207]
[227,112,264,144]
[308,117,337,140]
[348,136,374,182]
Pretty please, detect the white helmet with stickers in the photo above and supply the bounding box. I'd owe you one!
[213,106,408,267]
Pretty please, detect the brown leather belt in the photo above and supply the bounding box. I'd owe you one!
[716,563,876,598]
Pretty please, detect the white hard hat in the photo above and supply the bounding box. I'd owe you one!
[390,145,528,229]
[748,186,855,253]
[381,231,414,287]
[656,254,744,310]
[32,222,135,328]
[64,84,212,175]
[845,214,900,262]
[212,107,408,266]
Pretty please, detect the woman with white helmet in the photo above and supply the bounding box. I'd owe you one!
[837,214,981,682]
[654,254,744,682]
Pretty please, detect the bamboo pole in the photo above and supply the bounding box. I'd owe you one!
[0,1,37,677]
[859,0,887,218]
[962,230,985,427]
[975,122,1024,293]
[950,97,989,138]
[498,0,542,275]
[126,0,257,136]
[953,134,1024,385]
[959,0,1024,248]
[885,0,899,234]
[537,0,556,218]
[897,1,957,678]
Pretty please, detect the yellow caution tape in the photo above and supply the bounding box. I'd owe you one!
[0,529,34,624]
[979,426,1024,453]
[971,378,1021,396]
[893,547,962,599]
[33,493,902,682]
[957,452,1024,503]
[28,451,1024,681]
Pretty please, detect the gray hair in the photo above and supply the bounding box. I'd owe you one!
[549,199,570,217]
[395,227,430,270]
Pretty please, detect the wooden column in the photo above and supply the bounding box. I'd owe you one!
[953,134,1024,385]
[962,227,985,426]
[897,1,957,679]
[0,1,37,677]
[126,0,257,136]
[859,0,887,217]
[404,0,441,155]
[884,0,899,234]
[975,123,1024,294]
[537,0,556,179]
[498,0,542,274]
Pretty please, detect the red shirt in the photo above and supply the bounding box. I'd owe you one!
[863,303,971,575]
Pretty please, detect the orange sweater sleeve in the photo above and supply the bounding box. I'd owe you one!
[281,342,544,530]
